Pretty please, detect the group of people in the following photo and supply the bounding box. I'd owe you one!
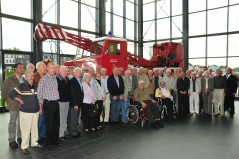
[2,62,238,154]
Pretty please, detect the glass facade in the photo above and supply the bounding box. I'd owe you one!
[0,0,239,107]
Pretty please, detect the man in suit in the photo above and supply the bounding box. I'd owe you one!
[224,67,238,116]
[201,71,214,116]
[2,63,24,148]
[177,71,190,116]
[69,67,84,138]
[107,67,124,124]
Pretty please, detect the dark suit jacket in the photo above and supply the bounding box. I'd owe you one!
[224,74,238,94]
[201,77,214,92]
[69,77,84,108]
[107,75,124,96]
[177,77,190,92]
[131,75,138,93]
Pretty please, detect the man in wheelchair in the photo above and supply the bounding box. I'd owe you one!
[133,80,164,130]
[155,81,175,118]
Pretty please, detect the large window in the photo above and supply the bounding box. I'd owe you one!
[1,0,32,19]
[60,0,78,28]
[42,0,57,24]
[2,18,32,52]
[81,5,97,32]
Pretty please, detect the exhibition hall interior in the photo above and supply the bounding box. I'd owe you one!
[0,0,239,159]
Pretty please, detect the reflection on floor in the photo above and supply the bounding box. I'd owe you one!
[0,102,239,159]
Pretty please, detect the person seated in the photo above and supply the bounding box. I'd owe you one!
[155,81,174,117]
[133,80,163,130]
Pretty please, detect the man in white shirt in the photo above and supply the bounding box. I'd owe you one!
[100,68,110,123]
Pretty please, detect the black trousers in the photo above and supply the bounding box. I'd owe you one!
[143,100,160,124]
[43,100,60,145]
[96,100,103,126]
[81,103,98,129]
[224,93,235,115]
[69,107,80,136]
[161,98,173,115]
[178,93,189,115]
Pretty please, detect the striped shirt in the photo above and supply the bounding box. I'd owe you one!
[37,73,59,104]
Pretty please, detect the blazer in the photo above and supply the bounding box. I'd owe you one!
[201,77,214,92]
[69,77,84,108]
[224,74,238,94]
[177,77,190,93]
[131,75,138,93]
[34,71,42,84]
[107,75,124,96]
[188,78,201,94]
[2,74,22,111]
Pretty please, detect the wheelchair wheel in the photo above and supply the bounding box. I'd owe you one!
[127,105,139,124]
[160,109,165,120]
[141,119,145,127]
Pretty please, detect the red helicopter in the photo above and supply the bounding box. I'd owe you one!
[34,23,184,75]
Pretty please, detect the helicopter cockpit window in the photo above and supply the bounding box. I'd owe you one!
[107,42,120,55]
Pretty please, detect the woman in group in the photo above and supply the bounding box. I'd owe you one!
[93,72,106,129]
[81,73,97,132]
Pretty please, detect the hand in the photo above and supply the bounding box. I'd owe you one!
[141,102,147,108]
[102,96,106,102]
[151,99,156,103]
[180,91,184,94]
[92,100,96,105]
[39,104,43,115]
[113,96,117,100]
[161,95,166,99]
[223,93,226,96]
[125,98,128,102]
[74,106,78,110]
[18,99,24,105]
[120,95,123,100]
[188,93,191,96]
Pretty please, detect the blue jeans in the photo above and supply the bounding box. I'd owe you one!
[122,96,130,122]
[110,95,123,122]
[38,112,45,139]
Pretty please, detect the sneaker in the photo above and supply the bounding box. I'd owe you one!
[32,144,43,148]
[9,141,18,149]
[22,148,29,154]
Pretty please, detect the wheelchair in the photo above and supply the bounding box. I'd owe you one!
[155,88,177,119]
[126,96,163,127]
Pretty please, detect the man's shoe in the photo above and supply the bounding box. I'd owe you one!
[156,121,164,128]
[46,145,55,151]
[151,123,159,130]
[9,141,18,149]
[60,136,67,142]
[17,138,22,143]
[32,144,43,148]
[22,148,29,154]
[54,142,63,147]
[72,133,82,138]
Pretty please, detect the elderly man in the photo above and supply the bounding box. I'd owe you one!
[213,69,226,117]
[134,81,163,130]
[162,69,175,96]
[34,61,47,144]
[56,66,71,141]
[100,68,111,123]
[122,70,131,123]
[107,67,124,124]
[155,81,174,117]
[224,67,238,116]
[188,72,201,115]
[137,67,149,88]
[26,63,35,72]
[177,71,190,116]
[37,62,61,150]
[9,71,42,154]
[201,71,214,116]
[68,67,84,138]
[148,70,155,98]
[2,63,24,148]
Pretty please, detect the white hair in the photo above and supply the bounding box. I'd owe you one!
[138,80,145,85]
[36,61,45,70]
[26,63,35,70]
[82,73,91,82]
[73,67,82,73]
[59,66,68,72]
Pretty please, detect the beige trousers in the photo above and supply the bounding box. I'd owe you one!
[19,111,39,149]
[213,89,224,115]
[101,94,111,122]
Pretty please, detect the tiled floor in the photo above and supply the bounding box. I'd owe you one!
[0,102,239,159]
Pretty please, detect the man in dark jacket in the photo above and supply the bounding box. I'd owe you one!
[224,67,238,116]
[107,67,124,123]
[9,71,42,154]
[68,67,84,138]
[2,63,24,148]
[177,71,190,116]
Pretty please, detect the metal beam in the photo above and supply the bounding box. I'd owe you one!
[182,0,189,70]
[138,0,143,57]
[98,0,106,37]
[32,0,43,64]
